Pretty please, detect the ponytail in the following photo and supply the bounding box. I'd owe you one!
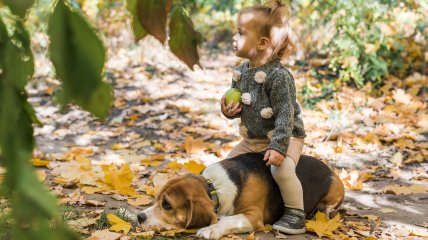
[239,0,295,60]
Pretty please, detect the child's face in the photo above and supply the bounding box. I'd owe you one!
[233,11,263,59]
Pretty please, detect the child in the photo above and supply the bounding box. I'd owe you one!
[220,0,307,234]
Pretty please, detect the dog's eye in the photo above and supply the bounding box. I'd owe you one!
[162,199,172,210]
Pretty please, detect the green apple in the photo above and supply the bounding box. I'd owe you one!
[224,88,241,105]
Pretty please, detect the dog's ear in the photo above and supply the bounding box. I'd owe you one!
[185,198,218,229]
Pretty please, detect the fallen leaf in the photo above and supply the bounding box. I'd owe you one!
[159,229,196,237]
[144,186,158,197]
[81,186,103,194]
[246,232,256,240]
[107,213,132,234]
[85,199,105,206]
[409,184,428,194]
[32,158,50,167]
[379,208,396,213]
[68,216,101,231]
[389,152,403,167]
[101,164,139,197]
[184,160,205,174]
[363,133,382,145]
[128,195,152,206]
[111,143,127,150]
[86,229,121,240]
[383,184,428,195]
[167,161,182,170]
[184,136,206,154]
[339,169,365,190]
[305,211,341,238]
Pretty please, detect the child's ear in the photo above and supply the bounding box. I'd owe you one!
[257,37,270,50]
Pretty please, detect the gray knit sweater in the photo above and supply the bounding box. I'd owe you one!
[223,60,306,156]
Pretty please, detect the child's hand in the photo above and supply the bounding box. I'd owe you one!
[263,149,285,167]
[221,96,242,117]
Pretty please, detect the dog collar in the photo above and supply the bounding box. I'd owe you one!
[205,179,220,213]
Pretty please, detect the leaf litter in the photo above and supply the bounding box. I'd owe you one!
[21,4,428,240]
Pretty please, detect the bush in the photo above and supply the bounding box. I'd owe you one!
[294,0,427,87]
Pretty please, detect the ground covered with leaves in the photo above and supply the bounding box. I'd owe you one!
[1,14,428,240]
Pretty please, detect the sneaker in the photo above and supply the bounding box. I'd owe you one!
[272,207,306,234]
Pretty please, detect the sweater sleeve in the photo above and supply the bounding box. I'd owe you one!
[267,71,295,156]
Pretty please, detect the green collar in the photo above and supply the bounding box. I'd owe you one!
[205,179,220,213]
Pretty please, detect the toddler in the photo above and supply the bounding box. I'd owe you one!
[221,0,307,234]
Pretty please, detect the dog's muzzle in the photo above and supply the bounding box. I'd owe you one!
[137,212,147,224]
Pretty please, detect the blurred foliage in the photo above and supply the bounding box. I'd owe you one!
[0,0,111,239]
[295,0,427,89]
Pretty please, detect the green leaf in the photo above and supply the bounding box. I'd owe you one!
[1,0,34,18]
[136,0,171,43]
[126,0,147,41]
[169,7,201,69]
[48,0,112,119]
[0,14,79,240]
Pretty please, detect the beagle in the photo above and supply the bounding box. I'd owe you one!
[137,153,344,239]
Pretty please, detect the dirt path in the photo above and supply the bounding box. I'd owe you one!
[29,34,428,239]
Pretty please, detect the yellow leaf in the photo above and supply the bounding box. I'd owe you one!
[76,155,92,171]
[128,195,152,206]
[101,164,139,197]
[141,159,162,167]
[159,229,196,237]
[81,186,103,194]
[32,158,50,167]
[365,237,378,240]
[184,160,205,174]
[133,231,155,238]
[363,133,382,145]
[107,213,131,234]
[70,147,94,156]
[111,143,126,150]
[305,211,341,238]
[263,224,272,231]
[145,186,158,197]
[167,161,182,170]
[394,138,415,149]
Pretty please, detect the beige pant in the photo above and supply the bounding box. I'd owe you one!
[227,137,304,210]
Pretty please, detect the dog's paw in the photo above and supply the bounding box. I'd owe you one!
[196,225,225,240]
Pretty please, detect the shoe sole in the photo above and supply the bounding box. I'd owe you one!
[272,224,306,235]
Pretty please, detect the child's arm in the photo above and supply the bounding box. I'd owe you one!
[266,70,296,156]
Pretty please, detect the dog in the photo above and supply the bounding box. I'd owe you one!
[137,153,344,239]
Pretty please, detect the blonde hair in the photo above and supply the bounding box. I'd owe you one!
[239,0,295,60]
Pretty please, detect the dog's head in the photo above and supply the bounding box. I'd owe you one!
[137,174,218,230]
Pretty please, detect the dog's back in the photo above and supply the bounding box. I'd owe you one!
[219,153,340,223]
